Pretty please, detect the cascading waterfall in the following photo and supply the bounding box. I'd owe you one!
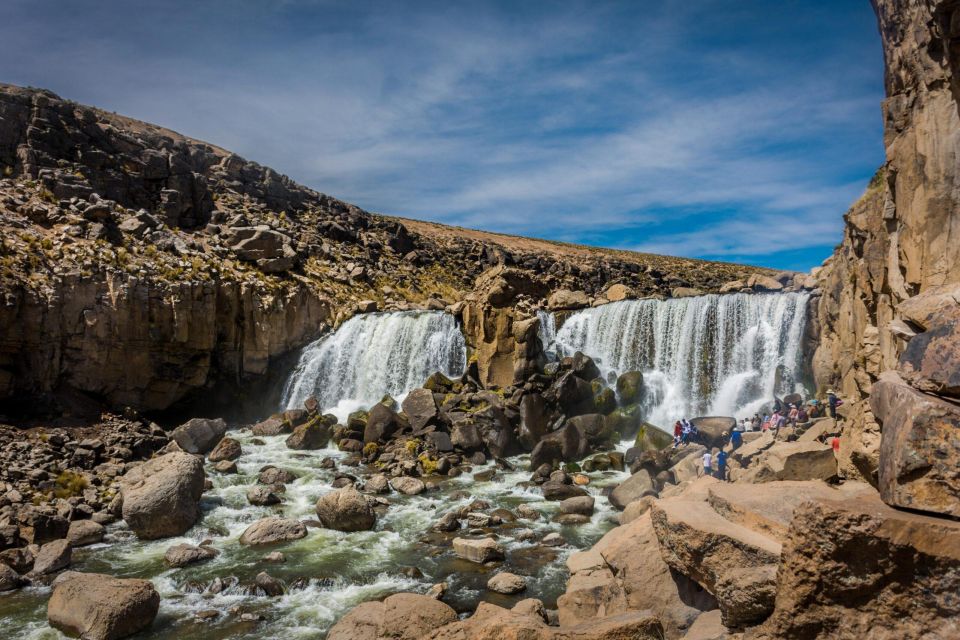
[550,292,810,427]
[281,311,467,416]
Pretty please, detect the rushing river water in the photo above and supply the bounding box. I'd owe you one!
[3,430,626,639]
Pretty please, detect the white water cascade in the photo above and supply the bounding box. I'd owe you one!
[551,292,811,427]
[281,311,467,417]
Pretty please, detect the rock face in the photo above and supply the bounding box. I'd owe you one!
[870,371,960,517]
[812,0,960,488]
[47,572,160,640]
[120,452,205,539]
[753,494,960,640]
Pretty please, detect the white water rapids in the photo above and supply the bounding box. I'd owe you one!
[550,292,811,427]
[281,311,467,419]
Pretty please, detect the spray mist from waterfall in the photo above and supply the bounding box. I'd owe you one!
[281,311,467,418]
[550,292,810,427]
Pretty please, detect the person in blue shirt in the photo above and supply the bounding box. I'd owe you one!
[716,450,728,481]
[730,429,742,450]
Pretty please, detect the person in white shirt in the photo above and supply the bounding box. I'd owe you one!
[701,451,713,476]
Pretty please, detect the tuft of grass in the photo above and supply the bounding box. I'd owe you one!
[53,471,88,499]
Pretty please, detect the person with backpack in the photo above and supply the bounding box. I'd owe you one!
[715,450,728,480]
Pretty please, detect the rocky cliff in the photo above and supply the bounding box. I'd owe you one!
[814,1,960,505]
[0,83,776,418]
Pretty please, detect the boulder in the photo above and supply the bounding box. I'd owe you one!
[164,543,218,568]
[255,571,284,596]
[615,371,644,404]
[605,283,633,301]
[170,418,227,455]
[390,477,426,495]
[488,572,527,594]
[120,452,205,539]
[870,371,960,517]
[285,418,331,450]
[569,352,601,380]
[247,486,282,506]
[328,593,457,640]
[898,306,960,397]
[672,287,704,298]
[690,417,735,449]
[259,466,297,485]
[451,420,483,450]
[754,494,960,639]
[425,431,453,452]
[30,539,72,576]
[518,393,550,448]
[0,562,27,591]
[547,289,590,311]
[251,416,291,436]
[207,437,242,462]
[740,441,837,483]
[402,388,439,431]
[364,474,391,494]
[238,516,308,546]
[609,469,656,510]
[541,481,588,501]
[747,274,783,292]
[560,496,595,516]
[315,487,377,531]
[16,505,68,545]
[66,520,105,547]
[48,572,160,640]
[364,403,402,443]
[713,564,776,628]
[453,537,505,563]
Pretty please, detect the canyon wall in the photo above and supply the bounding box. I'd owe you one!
[814,0,960,506]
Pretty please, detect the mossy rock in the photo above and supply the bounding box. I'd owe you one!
[616,371,644,404]
[380,395,398,411]
[605,403,644,440]
[563,462,582,473]
[347,410,369,430]
[594,387,617,414]
[423,371,454,392]
[633,422,674,452]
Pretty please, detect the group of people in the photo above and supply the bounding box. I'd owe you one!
[671,418,699,447]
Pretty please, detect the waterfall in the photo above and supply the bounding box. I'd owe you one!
[550,292,810,427]
[281,311,467,416]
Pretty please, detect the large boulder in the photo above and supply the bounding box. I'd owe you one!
[541,481,589,501]
[364,403,402,443]
[66,520,105,547]
[740,441,838,483]
[402,388,439,431]
[547,289,590,311]
[615,371,644,404]
[609,469,657,510]
[315,487,377,531]
[897,305,960,398]
[285,417,331,450]
[207,437,242,462]
[545,372,596,417]
[328,593,457,640]
[239,516,308,546]
[251,415,291,436]
[690,417,735,449]
[870,371,960,517]
[518,393,550,449]
[453,537,505,563]
[120,452,205,539]
[17,505,68,545]
[529,422,588,469]
[753,494,960,639]
[163,543,218,567]
[30,539,72,576]
[170,418,227,455]
[47,572,160,640]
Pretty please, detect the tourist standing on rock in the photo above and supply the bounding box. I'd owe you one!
[761,413,771,432]
[731,428,742,450]
[681,420,692,445]
[788,404,799,427]
[715,450,728,480]
[700,450,712,477]
[673,421,682,447]
[827,390,840,418]
[751,413,761,430]
[797,405,809,423]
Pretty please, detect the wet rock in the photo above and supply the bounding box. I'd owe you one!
[286,417,331,450]
[315,487,377,531]
[17,506,69,545]
[609,469,657,510]
[432,512,461,532]
[251,416,290,436]
[171,418,227,455]
[488,572,527,594]
[214,460,238,474]
[239,516,308,546]
[516,504,540,520]
[255,571,284,596]
[247,486,282,506]
[0,562,27,591]
[48,571,160,640]
[164,543,218,568]
[390,477,426,495]
[29,539,72,576]
[559,496,595,516]
[208,437,242,462]
[402,388,439,431]
[258,466,297,485]
[541,532,565,547]
[453,537,504,563]
[120,452,205,540]
[66,520,105,547]
[541,481,588,501]
[364,474,391,494]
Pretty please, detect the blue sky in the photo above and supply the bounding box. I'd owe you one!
[0,1,883,271]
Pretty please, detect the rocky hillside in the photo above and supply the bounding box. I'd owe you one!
[813,0,960,500]
[0,83,779,419]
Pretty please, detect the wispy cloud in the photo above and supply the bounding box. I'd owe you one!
[0,0,883,270]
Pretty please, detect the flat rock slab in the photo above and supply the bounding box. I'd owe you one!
[754,492,960,639]
[706,480,873,543]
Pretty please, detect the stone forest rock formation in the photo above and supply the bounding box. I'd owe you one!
[1,2,960,640]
